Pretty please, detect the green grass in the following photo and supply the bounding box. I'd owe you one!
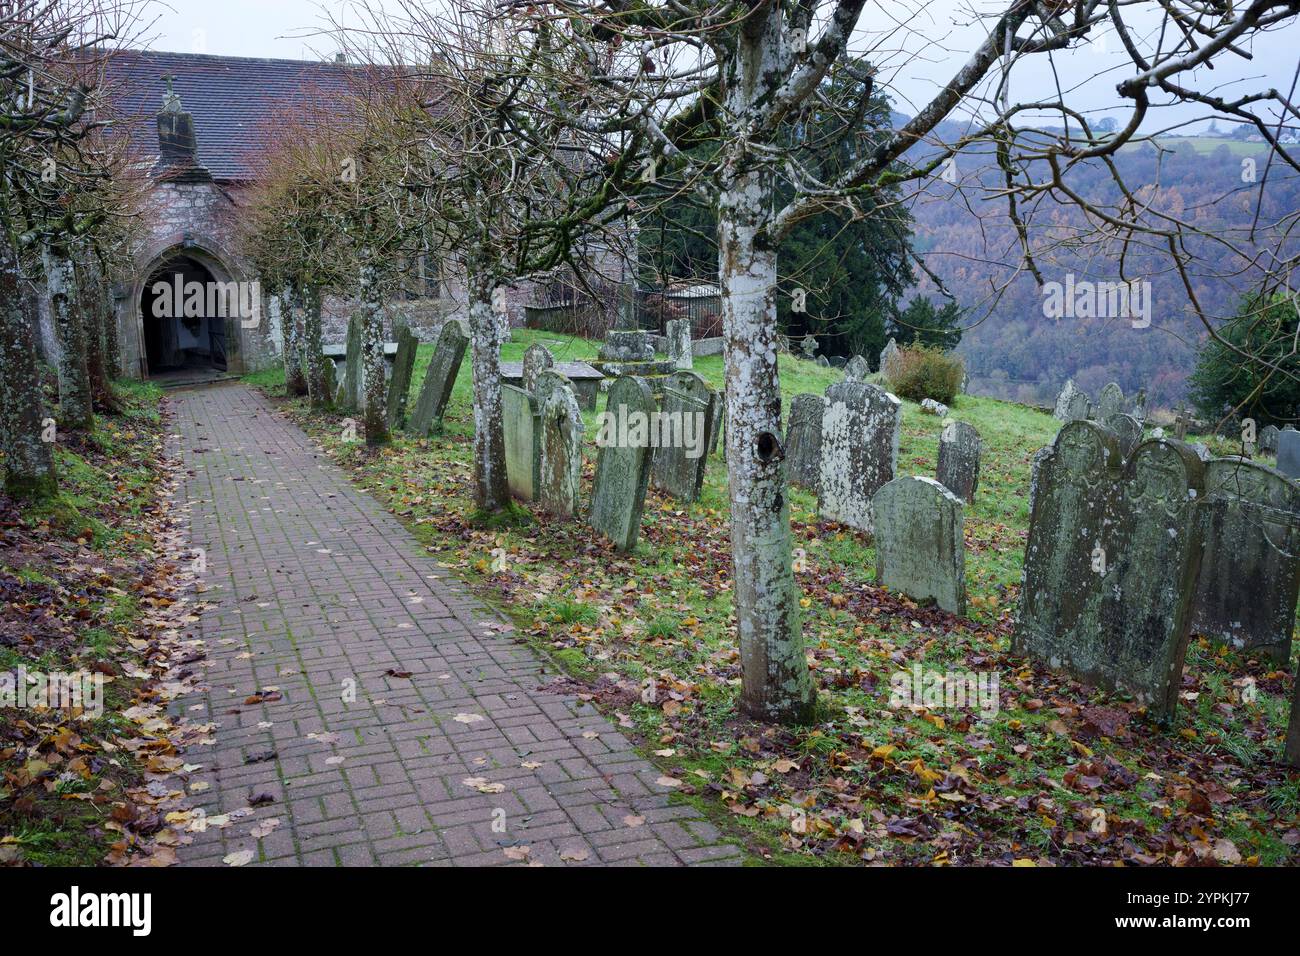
[251,329,1300,867]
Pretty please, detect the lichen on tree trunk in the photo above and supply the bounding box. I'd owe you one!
[467,268,509,512]
[283,285,308,397]
[718,175,816,724]
[301,284,328,408]
[0,246,57,498]
[44,246,93,431]
[358,256,389,446]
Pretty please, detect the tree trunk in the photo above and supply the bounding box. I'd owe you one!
[358,257,388,446]
[283,285,308,396]
[78,259,117,412]
[302,284,328,408]
[715,3,815,724]
[467,267,509,511]
[0,247,57,498]
[44,245,93,431]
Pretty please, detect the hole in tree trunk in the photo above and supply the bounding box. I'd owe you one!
[756,430,783,463]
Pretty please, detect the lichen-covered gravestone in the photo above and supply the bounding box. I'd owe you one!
[1259,424,1280,455]
[844,355,870,382]
[385,324,418,430]
[1096,382,1125,419]
[651,370,715,503]
[818,382,901,532]
[1191,458,1300,661]
[408,320,468,436]
[666,318,693,370]
[800,334,818,360]
[340,313,363,413]
[522,343,554,393]
[937,420,981,503]
[873,476,966,614]
[1277,427,1300,478]
[1104,412,1143,458]
[1013,422,1206,723]
[501,383,541,502]
[785,393,825,492]
[590,376,656,550]
[878,337,900,376]
[535,370,583,517]
[1053,379,1090,421]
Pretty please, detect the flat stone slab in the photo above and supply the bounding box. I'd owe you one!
[166,383,742,867]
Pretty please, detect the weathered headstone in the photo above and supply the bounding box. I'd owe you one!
[1053,379,1090,421]
[708,391,724,456]
[1013,424,1206,723]
[878,337,900,375]
[1277,427,1300,478]
[1191,458,1300,661]
[340,313,363,413]
[818,381,901,532]
[1259,424,1280,455]
[816,355,830,368]
[535,370,584,517]
[1096,382,1125,418]
[590,376,656,551]
[920,398,948,417]
[665,318,693,370]
[1131,388,1148,424]
[1174,406,1190,441]
[599,330,655,362]
[937,420,981,503]
[785,393,825,492]
[522,343,554,394]
[800,334,818,360]
[651,371,715,503]
[874,477,966,614]
[1104,412,1143,458]
[844,354,870,382]
[501,383,541,502]
[408,320,468,436]
[385,324,418,430]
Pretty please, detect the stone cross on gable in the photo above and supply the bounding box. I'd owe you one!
[161,73,183,113]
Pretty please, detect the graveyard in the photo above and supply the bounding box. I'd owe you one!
[246,328,1300,866]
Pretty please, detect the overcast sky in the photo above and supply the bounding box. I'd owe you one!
[141,0,1298,133]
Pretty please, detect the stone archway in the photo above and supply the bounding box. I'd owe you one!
[126,237,252,381]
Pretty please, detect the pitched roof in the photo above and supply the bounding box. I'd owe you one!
[102,49,363,182]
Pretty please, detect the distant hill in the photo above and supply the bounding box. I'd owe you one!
[899,124,1300,409]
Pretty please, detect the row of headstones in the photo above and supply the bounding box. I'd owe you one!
[502,344,722,552]
[783,381,981,616]
[336,316,469,436]
[1014,419,1300,763]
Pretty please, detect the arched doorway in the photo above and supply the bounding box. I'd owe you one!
[139,254,229,378]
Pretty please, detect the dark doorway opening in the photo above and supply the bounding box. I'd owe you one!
[140,256,229,379]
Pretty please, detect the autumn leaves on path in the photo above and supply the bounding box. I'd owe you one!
[170,383,741,866]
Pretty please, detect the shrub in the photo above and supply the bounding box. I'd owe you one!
[884,345,964,405]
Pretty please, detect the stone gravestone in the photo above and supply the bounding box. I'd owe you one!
[816,355,830,368]
[1096,382,1125,419]
[590,376,656,551]
[800,334,818,360]
[937,420,981,503]
[873,476,966,614]
[522,343,554,393]
[1013,423,1206,723]
[1259,424,1280,455]
[600,330,655,362]
[1191,458,1300,661]
[322,354,337,407]
[665,318,693,370]
[340,313,364,413]
[785,393,825,492]
[501,383,541,502]
[1279,427,1300,479]
[408,320,468,436]
[535,370,584,517]
[1053,379,1090,421]
[878,337,900,375]
[385,325,418,430]
[844,354,870,382]
[651,371,715,503]
[1104,412,1143,458]
[708,391,724,457]
[818,382,901,532]
[1131,388,1148,424]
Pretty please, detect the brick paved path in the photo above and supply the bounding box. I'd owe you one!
[170,384,742,866]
